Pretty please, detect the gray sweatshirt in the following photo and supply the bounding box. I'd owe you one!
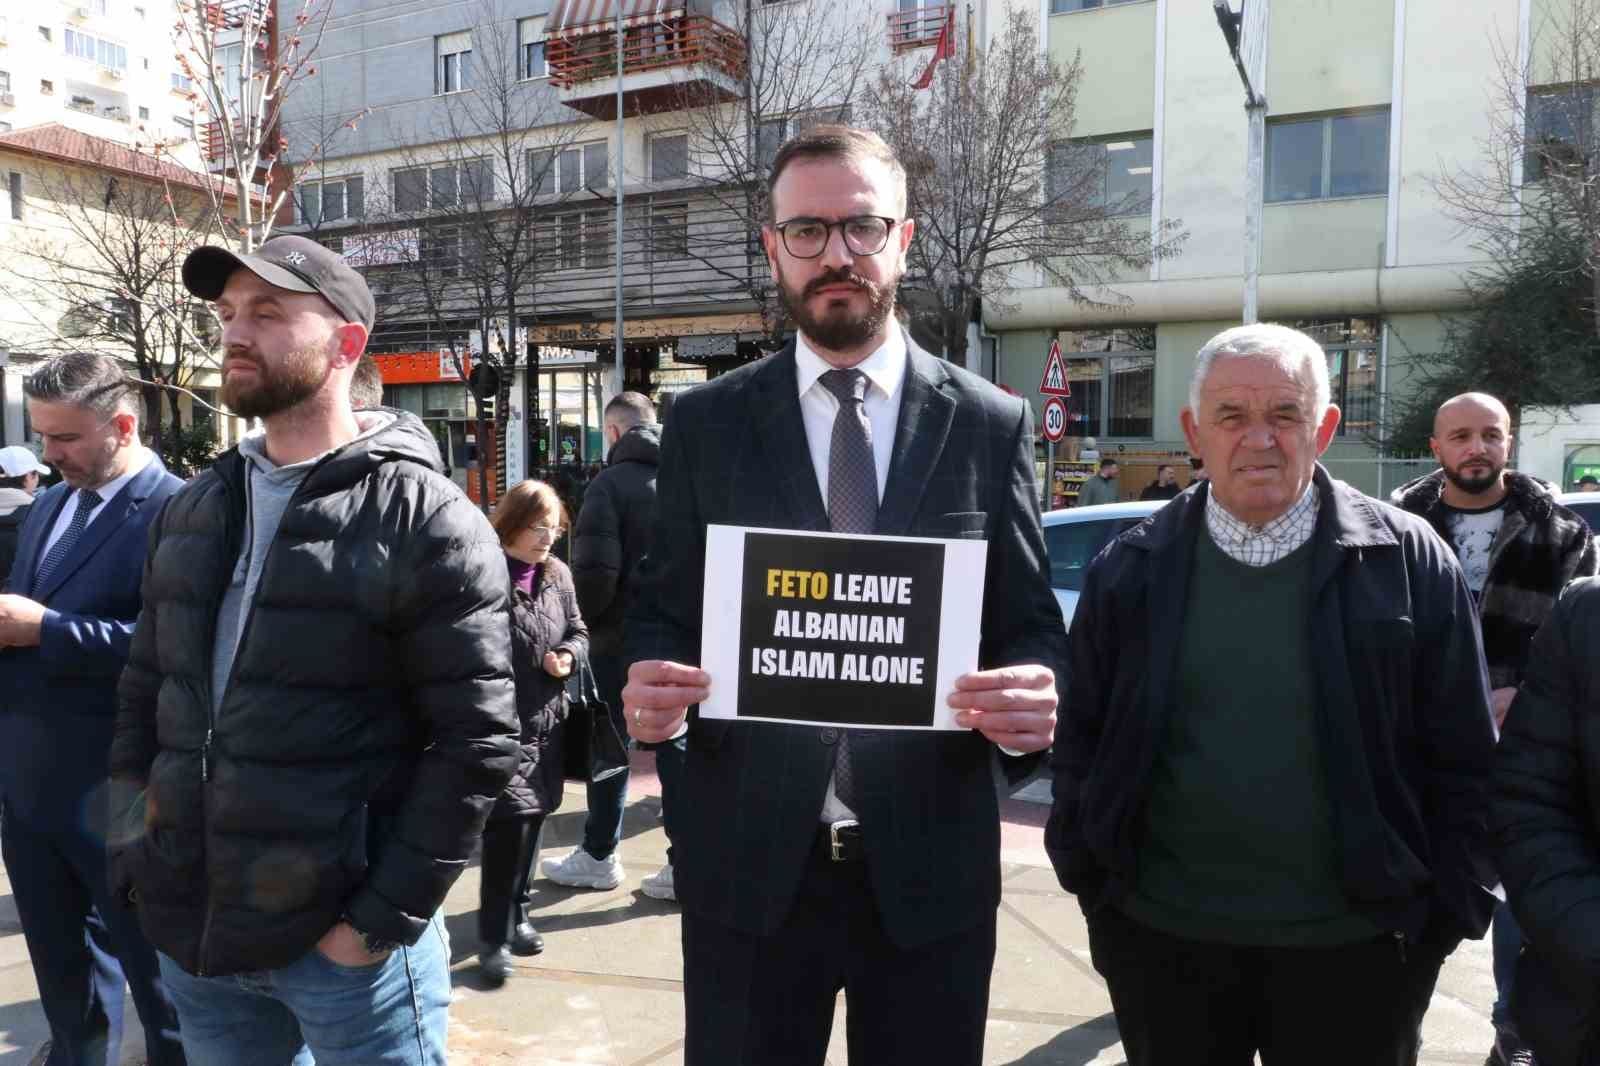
[209,414,395,714]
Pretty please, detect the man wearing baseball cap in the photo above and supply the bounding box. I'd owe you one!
[0,445,48,584]
[110,234,518,1064]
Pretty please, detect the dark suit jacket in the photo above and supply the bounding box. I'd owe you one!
[0,456,182,829]
[627,338,1067,949]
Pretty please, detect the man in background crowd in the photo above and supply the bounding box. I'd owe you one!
[1139,464,1181,502]
[549,391,676,899]
[1392,391,1597,1066]
[0,445,49,586]
[1076,457,1120,507]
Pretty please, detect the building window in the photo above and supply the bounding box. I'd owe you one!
[297,175,365,225]
[528,140,609,196]
[0,72,9,93]
[1050,0,1143,10]
[518,17,547,80]
[392,159,492,211]
[652,202,689,259]
[755,107,850,171]
[40,80,54,95]
[1293,317,1379,439]
[1525,85,1597,183]
[651,133,689,182]
[436,31,471,94]
[65,29,129,71]
[419,224,460,277]
[1266,109,1389,202]
[8,171,22,220]
[1056,327,1156,439]
[171,71,192,92]
[1049,133,1153,216]
[541,211,613,271]
[138,105,149,120]
[38,27,51,44]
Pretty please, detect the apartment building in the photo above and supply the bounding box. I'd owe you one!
[278,0,1013,489]
[985,0,1551,496]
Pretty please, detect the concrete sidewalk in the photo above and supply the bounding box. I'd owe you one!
[0,752,1499,1065]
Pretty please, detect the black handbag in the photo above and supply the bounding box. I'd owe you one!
[564,657,629,783]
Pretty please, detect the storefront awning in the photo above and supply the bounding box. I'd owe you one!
[546,0,695,35]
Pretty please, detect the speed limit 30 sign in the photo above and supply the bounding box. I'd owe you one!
[1041,396,1068,442]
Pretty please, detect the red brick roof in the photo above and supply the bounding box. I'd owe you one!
[0,122,237,200]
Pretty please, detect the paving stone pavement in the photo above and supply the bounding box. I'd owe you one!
[0,753,1498,1065]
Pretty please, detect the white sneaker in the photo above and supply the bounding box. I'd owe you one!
[640,863,676,901]
[541,847,624,890]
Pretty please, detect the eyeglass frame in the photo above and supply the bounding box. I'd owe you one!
[770,215,903,260]
[525,524,563,541]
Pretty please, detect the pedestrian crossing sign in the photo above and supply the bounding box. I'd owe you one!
[1039,338,1071,397]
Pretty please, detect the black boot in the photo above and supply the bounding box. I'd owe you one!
[511,921,545,956]
[479,945,514,986]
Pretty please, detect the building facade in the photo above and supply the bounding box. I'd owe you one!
[989,0,1543,499]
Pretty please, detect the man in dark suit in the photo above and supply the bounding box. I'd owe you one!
[0,352,184,1066]
[624,126,1065,1065]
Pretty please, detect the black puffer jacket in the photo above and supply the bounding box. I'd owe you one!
[571,425,659,658]
[491,555,588,821]
[1493,577,1600,1065]
[109,412,519,977]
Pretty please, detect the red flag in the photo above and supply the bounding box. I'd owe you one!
[911,9,955,90]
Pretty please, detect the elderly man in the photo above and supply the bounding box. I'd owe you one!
[1046,323,1496,1065]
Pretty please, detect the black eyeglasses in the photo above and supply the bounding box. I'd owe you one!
[772,215,900,259]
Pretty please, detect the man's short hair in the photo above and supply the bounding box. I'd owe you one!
[1156,464,1173,475]
[1189,323,1332,414]
[604,391,656,430]
[1581,475,1599,487]
[1099,457,1118,471]
[767,125,908,221]
[23,351,139,420]
[1190,456,1205,471]
[350,354,384,409]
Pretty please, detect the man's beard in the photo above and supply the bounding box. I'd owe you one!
[776,264,899,353]
[1442,457,1504,496]
[221,343,330,419]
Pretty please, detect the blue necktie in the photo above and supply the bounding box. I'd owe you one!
[35,488,103,589]
[820,369,877,811]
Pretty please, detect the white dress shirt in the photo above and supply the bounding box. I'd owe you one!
[795,328,907,507]
[795,330,909,823]
[39,448,156,561]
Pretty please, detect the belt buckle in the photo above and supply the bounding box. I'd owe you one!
[828,819,859,862]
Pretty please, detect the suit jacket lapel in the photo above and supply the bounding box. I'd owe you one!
[33,460,163,603]
[877,344,956,536]
[11,487,71,599]
[751,344,830,532]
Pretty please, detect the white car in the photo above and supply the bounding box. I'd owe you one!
[1556,490,1600,535]
[1042,499,1168,628]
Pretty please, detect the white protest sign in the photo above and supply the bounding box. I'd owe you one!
[699,525,987,731]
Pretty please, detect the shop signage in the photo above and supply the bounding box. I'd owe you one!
[698,526,986,731]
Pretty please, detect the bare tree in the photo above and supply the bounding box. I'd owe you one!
[0,138,226,460]
[865,7,1185,364]
[171,0,352,251]
[352,0,589,507]
[670,0,879,341]
[1433,0,1600,338]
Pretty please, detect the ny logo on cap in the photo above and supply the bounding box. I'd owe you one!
[283,251,308,266]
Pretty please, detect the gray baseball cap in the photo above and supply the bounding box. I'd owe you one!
[182,235,375,329]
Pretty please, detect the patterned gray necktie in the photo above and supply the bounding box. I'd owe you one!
[819,369,877,811]
[34,488,102,589]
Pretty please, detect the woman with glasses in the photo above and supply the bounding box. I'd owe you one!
[478,479,588,986]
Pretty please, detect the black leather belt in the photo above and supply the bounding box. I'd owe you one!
[818,819,864,862]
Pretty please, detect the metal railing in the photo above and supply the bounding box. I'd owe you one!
[546,15,745,89]
[886,4,952,51]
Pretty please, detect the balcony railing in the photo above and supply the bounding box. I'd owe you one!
[203,0,272,30]
[547,15,745,89]
[887,4,953,51]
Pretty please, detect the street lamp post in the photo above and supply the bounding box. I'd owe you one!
[1213,0,1268,324]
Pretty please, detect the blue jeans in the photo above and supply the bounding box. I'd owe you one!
[157,913,451,1066]
[1492,898,1521,1035]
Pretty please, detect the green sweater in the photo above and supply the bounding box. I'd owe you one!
[1121,532,1381,947]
